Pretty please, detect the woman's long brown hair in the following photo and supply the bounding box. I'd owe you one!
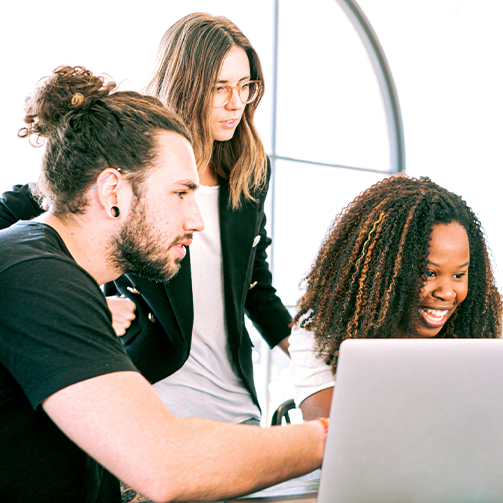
[145,12,268,208]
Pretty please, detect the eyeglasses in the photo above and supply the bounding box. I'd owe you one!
[213,80,261,107]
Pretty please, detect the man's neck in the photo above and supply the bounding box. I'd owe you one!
[35,211,119,285]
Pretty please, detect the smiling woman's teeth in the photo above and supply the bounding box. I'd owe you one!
[420,307,448,325]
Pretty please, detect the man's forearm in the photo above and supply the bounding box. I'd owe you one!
[160,417,325,501]
[121,481,151,502]
[43,371,325,503]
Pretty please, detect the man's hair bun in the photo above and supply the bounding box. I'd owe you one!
[18,64,191,216]
[19,65,116,141]
[70,92,85,107]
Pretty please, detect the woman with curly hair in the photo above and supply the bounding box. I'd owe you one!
[290,175,502,420]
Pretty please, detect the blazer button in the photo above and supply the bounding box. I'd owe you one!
[249,281,258,290]
[127,286,140,294]
[148,312,156,323]
[252,235,261,247]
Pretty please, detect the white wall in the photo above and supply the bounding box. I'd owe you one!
[2,0,501,289]
[0,0,274,186]
[358,0,503,287]
[2,0,502,421]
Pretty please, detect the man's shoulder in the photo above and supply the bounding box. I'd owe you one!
[0,221,73,275]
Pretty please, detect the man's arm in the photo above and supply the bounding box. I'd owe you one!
[43,371,325,503]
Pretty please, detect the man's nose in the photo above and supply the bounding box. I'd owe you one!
[184,200,204,233]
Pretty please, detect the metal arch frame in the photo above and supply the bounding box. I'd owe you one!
[270,0,406,177]
[268,0,406,271]
[335,0,406,173]
[264,0,406,421]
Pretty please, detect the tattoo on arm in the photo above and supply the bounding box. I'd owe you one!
[120,481,151,502]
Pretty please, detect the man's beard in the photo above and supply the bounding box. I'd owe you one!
[109,199,188,283]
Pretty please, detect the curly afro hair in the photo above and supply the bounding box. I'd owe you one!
[293,175,502,373]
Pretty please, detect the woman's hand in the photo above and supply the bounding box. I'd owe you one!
[106,295,137,336]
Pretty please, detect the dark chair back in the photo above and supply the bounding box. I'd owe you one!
[271,399,297,426]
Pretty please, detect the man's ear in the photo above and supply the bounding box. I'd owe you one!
[94,168,126,219]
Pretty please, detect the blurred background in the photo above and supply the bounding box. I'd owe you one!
[2,0,502,424]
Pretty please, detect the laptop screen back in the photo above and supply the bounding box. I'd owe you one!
[318,339,503,503]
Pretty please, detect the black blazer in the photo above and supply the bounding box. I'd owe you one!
[0,175,291,409]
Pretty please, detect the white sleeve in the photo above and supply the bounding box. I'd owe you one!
[289,327,335,407]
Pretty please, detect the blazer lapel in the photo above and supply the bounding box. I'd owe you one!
[219,181,258,310]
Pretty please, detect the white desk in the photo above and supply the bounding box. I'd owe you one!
[227,469,320,502]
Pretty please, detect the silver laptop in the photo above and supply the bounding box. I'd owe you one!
[318,338,503,503]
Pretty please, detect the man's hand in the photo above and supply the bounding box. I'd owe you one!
[106,296,137,336]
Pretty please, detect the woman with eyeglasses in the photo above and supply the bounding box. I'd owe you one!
[142,12,291,426]
[0,13,290,427]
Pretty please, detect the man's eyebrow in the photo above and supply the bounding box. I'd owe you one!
[175,180,198,190]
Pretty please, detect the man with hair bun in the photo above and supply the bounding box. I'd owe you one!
[1,12,292,429]
[0,66,326,502]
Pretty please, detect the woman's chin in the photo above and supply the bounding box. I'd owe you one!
[414,322,444,338]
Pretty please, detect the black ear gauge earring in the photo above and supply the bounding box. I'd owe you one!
[110,206,120,218]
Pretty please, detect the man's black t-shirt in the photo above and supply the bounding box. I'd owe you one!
[0,222,138,502]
